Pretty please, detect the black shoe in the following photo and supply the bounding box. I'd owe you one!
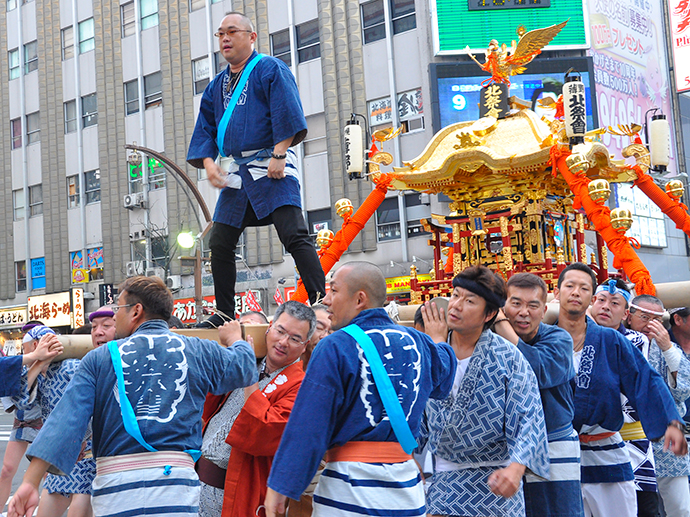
[195,313,232,328]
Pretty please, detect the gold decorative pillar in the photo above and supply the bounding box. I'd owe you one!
[499,216,513,274]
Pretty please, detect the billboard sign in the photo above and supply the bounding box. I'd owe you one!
[431,0,589,54]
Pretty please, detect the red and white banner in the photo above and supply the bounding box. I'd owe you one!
[244,289,262,313]
[273,287,284,306]
[668,0,690,92]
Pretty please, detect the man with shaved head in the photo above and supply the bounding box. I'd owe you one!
[264,261,456,517]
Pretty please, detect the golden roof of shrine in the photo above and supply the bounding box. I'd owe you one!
[380,110,637,203]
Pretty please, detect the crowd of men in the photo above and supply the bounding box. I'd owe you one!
[0,8,688,517]
[0,262,686,517]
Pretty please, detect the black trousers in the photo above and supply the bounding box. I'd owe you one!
[209,204,326,318]
[637,490,660,517]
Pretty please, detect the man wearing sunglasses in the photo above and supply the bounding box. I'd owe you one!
[198,300,316,517]
[187,11,325,328]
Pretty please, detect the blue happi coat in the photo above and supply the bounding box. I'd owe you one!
[650,328,690,478]
[187,50,308,227]
[424,329,550,517]
[27,320,257,477]
[0,356,22,396]
[267,308,457,502]
[575,318,681,483]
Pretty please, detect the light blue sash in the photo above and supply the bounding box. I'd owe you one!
[216,53,265,158]
[341,325,418,454]
[107,341,201,463]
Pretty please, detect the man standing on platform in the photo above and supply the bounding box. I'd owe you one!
[187,12,325,326]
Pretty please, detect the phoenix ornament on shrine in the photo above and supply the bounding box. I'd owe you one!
[467,20,568,87]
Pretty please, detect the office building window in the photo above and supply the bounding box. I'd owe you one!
[13,189,24,220]
[391,0,415,34]
[190,0,204,11]
[61,26,74,60]
[307,208,332,242]
[361,0,385,44]
[82,93,98,128]
[121,1,135,37]
[78,18,95,54]
[124,79,139,115]
[29,184,42,217]
[214,51,224,75]
[7,0,16,11]
[376,194,427,241]
[26,112,39,145]
[24,41,38,74]
[151,235,169,268]
[31,257,45,290]
[67,175,80,208]
[304,113,327,155]
[144,72,162,108]
[64,100,77,133]
[192,57,209,95]
[16,261,26,292]
[85,169,101,203]
[271,29,291,66]
[296,19,320,63]
[140,0,159,30]
[149,158,166,189]
[11,118,22,149]
[9,49,19,79]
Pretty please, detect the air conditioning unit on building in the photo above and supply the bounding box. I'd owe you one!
[166,275,182,290]
[123,193,145,210]
[125,260,145,277]
[145,267,166,279]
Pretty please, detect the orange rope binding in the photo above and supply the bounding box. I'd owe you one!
[290,173,393,303]
[555,151,655,295]
[630,165,690,238]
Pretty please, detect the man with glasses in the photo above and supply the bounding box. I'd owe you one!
[187,11,324,327]
[628,296,690,517]
[8,276,257,517]
[198,300,316,517]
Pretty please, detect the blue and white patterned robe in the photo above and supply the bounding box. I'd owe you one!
[575,319,681,484]
[424,329,550,517]
[187,50,307,227]
[649,328,690,478]
[0,355,22,396]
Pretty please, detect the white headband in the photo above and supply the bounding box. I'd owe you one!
[630,303,665,317]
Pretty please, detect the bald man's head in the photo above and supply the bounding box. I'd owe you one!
[339,262,387,308]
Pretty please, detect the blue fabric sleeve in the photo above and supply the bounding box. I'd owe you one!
[617,333,682,440]
[187,79,221,169]
[504,352,550,479]
[263,61,308,147]
[0,356,22,397]
[198,339,258,395]
[425,337,457,400]
[267,340,343,500]
[517,325,575,389]
[26,356,97,476]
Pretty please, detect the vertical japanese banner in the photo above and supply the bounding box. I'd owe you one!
[668,0,690,92]
[588,0,678,172]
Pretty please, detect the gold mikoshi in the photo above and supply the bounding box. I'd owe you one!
[587,179,611,204]
[315,229,334,248]
[665,180,685,199]
[335,198,354,218]
[565,153,590,176]
[610,208,633,232]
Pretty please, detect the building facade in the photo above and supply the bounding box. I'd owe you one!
[1,0,688,331]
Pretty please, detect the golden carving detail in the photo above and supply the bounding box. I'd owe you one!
[601,246,608,270]
[500,216,509,237]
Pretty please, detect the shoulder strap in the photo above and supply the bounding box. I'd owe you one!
[216,53,266,158]
[341,325,418,454]
[107,341,201,462]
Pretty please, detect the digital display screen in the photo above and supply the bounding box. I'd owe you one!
[468,0,550,11]
[430,57,598,132]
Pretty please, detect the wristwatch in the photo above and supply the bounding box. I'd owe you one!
[271,152,287,160]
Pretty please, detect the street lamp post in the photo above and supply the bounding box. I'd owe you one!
[125,143,213,325]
